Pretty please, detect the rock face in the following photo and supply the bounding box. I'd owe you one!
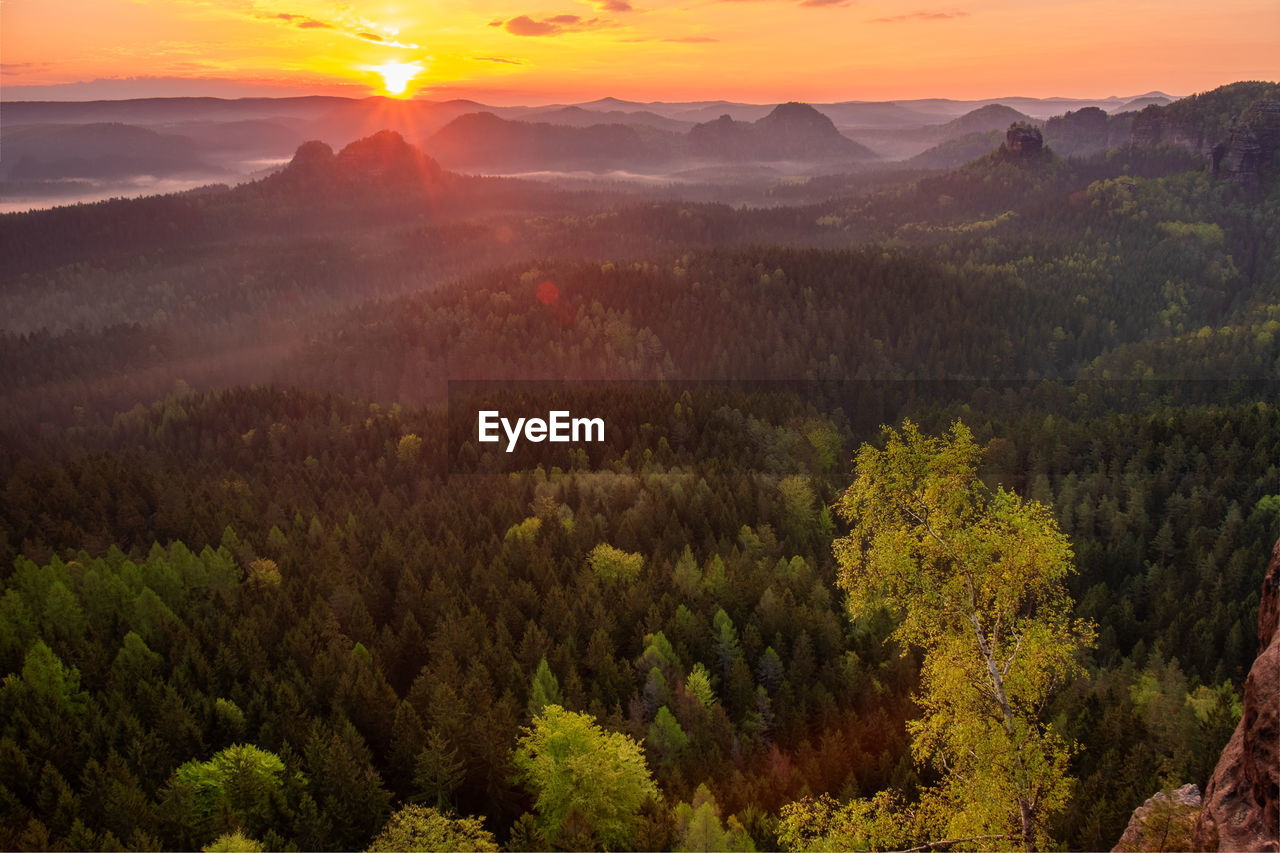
[1113,784,1202,852]
[1004,124,1043,156]
[1212,101,1280,186]
[1130,106,1217,157]
[1192,536,1280,851]
[1044,107,1132,158]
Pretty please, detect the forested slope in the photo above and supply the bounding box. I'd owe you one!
[1,82,1278,851]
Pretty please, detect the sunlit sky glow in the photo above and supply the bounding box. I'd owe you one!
[2,0,1277,103]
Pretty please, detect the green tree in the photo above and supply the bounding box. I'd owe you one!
[203,830,266,852]
[366,805,498,852]
[413,728,465,811]
[646,706,688,766]
[173,744,289,840]
[528,656,565,718]
[587,543,645,585]
[513,704,659,850]
[826,420,1094,851]
[684,663,716,708]
[674,784,756,852]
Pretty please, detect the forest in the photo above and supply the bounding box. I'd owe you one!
[1,81,1278,851]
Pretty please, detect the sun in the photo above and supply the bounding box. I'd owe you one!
[372,61,422,97]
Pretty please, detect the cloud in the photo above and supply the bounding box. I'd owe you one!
[274,12,324,26]
[492,13,607,35]
[869,9,968,21]
[1,61,52,76]
[263,11,332,30]
[473,56,525,64]
[665,35,717,41]
[597,0,633,10]
[254,9,418,46]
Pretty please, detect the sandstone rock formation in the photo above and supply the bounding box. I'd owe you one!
[1114,784,1202,852]
[1130,107,1217,157]
[1192,536,1280,851]
[1212,101,1280,186]
[1004,124,1043,156]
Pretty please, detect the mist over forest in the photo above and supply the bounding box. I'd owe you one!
[1,80,1278,852]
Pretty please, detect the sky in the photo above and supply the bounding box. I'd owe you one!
[2,0,1278,104]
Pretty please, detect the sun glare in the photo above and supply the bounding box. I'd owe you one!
[373,61,421,97]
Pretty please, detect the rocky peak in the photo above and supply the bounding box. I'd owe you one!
[1191,536,1280,850]
[1005,123,1044,156]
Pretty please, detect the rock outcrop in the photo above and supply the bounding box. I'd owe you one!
[1192,536,1280,851]
[1113,784,1202,852]
[1004,124,1043,156]
[1130,106,1217,157]
[1212,101,1280,187]
[1128,83,1280,184]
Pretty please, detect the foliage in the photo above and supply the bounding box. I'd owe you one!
[674,784,756,852]
[528,657,566,718]
[513,705,659,849]
[173,744,289,840]
[366,805,499,853]
[829,420,1095,850]
[586,543,645,585]
[203,830,266,852]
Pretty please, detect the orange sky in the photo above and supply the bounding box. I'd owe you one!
[2,0,1277,103]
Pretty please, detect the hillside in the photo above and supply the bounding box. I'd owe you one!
[426,112,676,172]
[0,122,220,181]
[1,80,1279,853]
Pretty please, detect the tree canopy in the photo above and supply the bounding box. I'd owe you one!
[822,420,1096,850]
[513,704,660,850]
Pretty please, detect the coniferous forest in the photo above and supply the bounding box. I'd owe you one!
[1,81,1279,851]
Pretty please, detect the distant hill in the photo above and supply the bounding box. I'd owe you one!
[820,101,952,129]
[689,102,877,162]
[1114,95,1172,113]
[905,129,1004,169]
[843,104,1035,162]
[939,104,1038,135]
[525,106,693,133]
[269,130,443,191]
[0,122,220,181]
[427,102,875,172]
[1,96,349,127]
[167,118,312,159]
[427,112,675,171]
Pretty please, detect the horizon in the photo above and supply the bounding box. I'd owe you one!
[0,85,1189,108]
